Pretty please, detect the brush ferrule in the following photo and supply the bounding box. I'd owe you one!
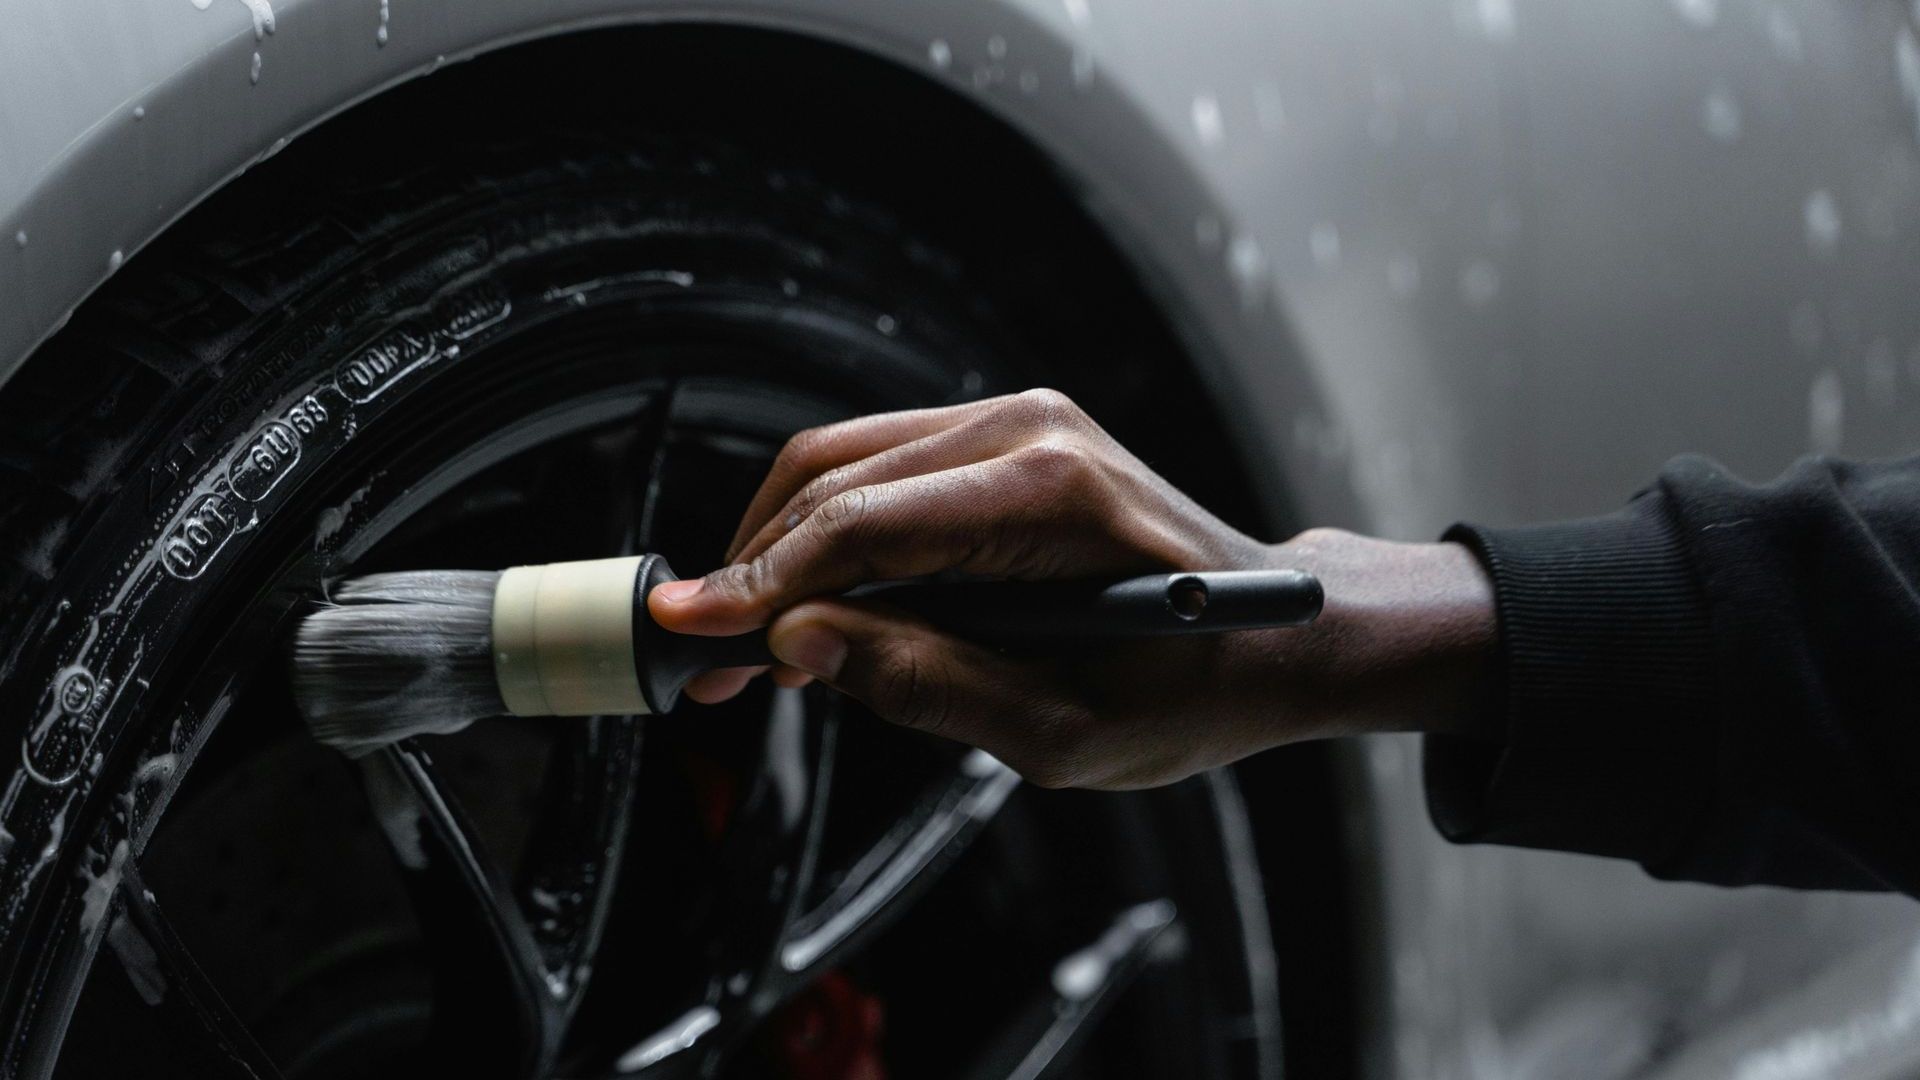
[492,556,651,717]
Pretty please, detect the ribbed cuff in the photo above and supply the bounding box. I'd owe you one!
[1424,492,1719,865]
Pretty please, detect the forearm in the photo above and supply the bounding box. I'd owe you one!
[1428,452,1920,896]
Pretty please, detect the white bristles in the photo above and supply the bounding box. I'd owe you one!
[290,570,506,757]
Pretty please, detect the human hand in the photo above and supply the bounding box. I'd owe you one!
[648,389,1498,788]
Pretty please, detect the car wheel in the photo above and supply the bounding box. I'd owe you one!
[0,125,1281,1079]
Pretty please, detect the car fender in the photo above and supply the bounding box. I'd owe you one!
[0,0,1385,536]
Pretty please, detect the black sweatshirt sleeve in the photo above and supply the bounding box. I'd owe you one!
[1425,453,1920,895]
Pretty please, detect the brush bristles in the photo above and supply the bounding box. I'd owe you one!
[290,570,507,757]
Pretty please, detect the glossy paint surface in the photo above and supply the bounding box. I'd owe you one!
[6,1,1920,1077]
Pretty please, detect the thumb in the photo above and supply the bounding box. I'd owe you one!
[766,598,1065,757]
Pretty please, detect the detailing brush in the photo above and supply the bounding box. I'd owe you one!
[290,554,1323,756]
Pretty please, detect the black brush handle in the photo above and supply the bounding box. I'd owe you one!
[632,555,1323,712]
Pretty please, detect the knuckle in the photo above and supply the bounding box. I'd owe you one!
[1013,387,1081,429]
[776,426,828,467]
[791,466,851,519]
[1288,526,1351,555]
[815,487,872,533]
[708,556,774,601]
[1014,438,1097,489]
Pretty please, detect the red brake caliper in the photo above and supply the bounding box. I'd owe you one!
[767,971,887,1080]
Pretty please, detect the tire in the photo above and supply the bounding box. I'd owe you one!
[0,118,1280,1079]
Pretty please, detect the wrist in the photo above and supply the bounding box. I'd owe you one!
[1260,530,1500,741]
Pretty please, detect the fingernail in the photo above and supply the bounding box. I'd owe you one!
[652,579,704,604]
[770,622,848,681]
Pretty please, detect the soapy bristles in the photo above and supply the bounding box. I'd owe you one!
[290,570,507,756]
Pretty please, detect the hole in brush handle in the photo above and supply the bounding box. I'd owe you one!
[1168,575,1209,620]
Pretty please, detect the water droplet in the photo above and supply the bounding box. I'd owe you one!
[1459,259,1500,306]
[190,0,212,9]
[1803,189,1842,258]
[1671,0,1717,28]
[1019,69,1039,93]
[1063,0,1090,27]
[107,250,124,272]
[132,105,146,120]
[376,25,388,45]
[1474,0,1516,42]
[780,278,800,298]
[1702,84,1741,142]
[987,35,1007,60]
[1309,223,1341,268]
[875,313,897,335]
[250,51,262,84]
[12,230,25,249]
[1898,27,1920,142]
[377,0,389,45]
[928,39,951,69]
[1387,253,1421,297]
[1071,47,1095,87]
[1808,368,1844,452]
[1191,94,1224,147]
[1227,235,1267,307]
[240,0,275,40]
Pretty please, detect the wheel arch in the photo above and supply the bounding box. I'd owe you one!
[0,0,1350,533]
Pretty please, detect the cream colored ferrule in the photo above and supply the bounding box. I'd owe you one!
[492,556,652,717]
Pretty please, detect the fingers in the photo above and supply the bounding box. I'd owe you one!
[652,451,1114,637]
[680,664,812,705]
[729,422,1023,567]
[722,397,1011,563]
[681,666,763,704]
[766,599,1093,786]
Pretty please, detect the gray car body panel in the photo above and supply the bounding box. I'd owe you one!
[5,1,1920,1077]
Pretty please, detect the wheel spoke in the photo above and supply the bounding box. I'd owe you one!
[607,748,1019,1075]
[609,686,836,1075]
[358,746,555,1075]
[514,719,640,1019]
[778,749,1021,977]
[85,861,286,1079]
[713,685,839,981]
[961,900,1182,1080]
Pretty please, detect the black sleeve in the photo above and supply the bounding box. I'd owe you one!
[1425,452,1920,895]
